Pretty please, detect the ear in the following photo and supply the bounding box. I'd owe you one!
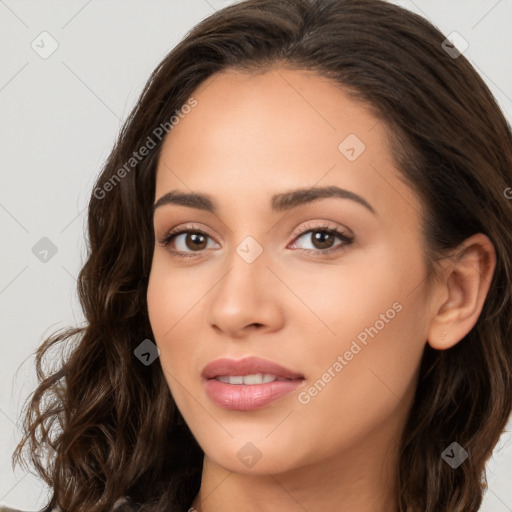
[427,233,496,350]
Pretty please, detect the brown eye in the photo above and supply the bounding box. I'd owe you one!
[183,232,208,250]
[291,227,353,254]
[159,228,220,258]
[310,230,336,250]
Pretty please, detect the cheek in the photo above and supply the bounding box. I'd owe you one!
[146,253,209,339]
[289,243,429,406]
[282,240,427,354]
[292,249,428,433]
[146,258,195,375]
[294,306,425,451]
[147,286,194,416]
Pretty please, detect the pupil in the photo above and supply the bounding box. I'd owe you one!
[188,233,206,250]
[313,231,333,249]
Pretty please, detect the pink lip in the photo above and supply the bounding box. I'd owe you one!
[202,356,304,380]
[202,357,305,411]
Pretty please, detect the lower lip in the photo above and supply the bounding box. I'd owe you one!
[204,378,304,411]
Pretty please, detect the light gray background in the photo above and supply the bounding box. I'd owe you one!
[1,0,511,510]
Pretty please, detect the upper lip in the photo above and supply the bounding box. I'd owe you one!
[202,356,304,380]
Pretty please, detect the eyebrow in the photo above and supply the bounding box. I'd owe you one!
[153,185,376,216]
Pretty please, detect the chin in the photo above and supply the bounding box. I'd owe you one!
[192,430,311,476]
[209,448,301,476]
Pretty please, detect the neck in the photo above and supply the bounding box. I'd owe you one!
[190,423,402,512]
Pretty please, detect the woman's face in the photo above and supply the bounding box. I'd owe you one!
[147,68,434,475]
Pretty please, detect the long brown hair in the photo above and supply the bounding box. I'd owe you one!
[13,1,512,511]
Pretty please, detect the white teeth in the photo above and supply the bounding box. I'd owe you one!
[215,373,279,385]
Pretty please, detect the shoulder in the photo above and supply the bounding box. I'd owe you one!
[0,508,43,512]
[0,507,43,512]
[0,497,138,512]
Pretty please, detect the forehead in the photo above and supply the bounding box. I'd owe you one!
[160,68,384,161]
[154,68,420,224]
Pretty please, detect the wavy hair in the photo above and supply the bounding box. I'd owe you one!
[13,0,512,511]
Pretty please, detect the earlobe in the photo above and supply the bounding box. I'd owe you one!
[427,233,496,350]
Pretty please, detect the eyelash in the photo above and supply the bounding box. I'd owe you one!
[158,222,354,259]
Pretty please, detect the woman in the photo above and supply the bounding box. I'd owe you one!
[8,0,512,511]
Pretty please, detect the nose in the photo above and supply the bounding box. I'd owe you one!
[206,246,285,339]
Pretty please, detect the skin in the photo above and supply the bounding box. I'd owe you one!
[147,68,496,512]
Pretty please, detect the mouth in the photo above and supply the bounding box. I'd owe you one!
[202,356,305,411]
[213,373,294,385]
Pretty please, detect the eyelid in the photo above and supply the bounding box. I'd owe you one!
[157,222,220,246]
[289,220,352,241]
